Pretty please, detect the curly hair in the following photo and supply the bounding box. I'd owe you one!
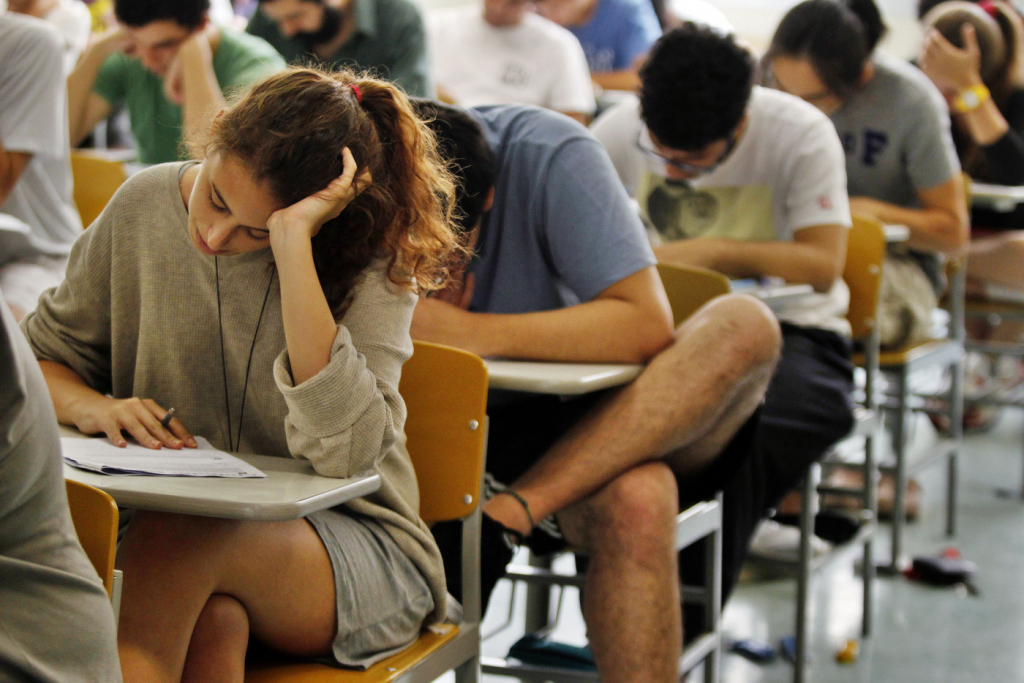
[190,66,462,318]
[639,24,755,151]
[763,0,886,99]
[115,0,209,29]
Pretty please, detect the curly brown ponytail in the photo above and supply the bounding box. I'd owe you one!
[190,66,461,317]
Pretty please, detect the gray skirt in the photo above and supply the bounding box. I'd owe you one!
[305,508,435,669]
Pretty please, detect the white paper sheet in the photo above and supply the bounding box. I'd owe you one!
[61,437,266,478]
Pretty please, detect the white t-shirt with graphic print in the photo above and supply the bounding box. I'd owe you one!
[592,87,853,336]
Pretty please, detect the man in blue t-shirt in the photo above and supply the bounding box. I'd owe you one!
[535,0,661,91]
[412,101,780,682]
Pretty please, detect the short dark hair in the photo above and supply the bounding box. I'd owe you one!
[412,100,498,235]
[764,0,886,99]
[114,0,210,30]
[639,24,755,151]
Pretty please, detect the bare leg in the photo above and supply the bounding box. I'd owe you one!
[116,512,337,683]
[485,294,781,533]
[558,462,681,683]
[967,232,1024,292]
[484,295,778,683]
[181,595,249,683]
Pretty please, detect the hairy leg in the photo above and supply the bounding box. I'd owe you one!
[485,294,781,534]
[557,462,681,683]
[116,512,336,683]
[180,594,249,683]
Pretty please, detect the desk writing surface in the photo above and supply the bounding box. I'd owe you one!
[61,429,380,521]
[484,360,643,395]
[732,281,814,310]
[883,224,910,243]
[970,182,1024,212]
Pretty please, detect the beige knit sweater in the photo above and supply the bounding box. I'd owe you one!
[21,163,447,622]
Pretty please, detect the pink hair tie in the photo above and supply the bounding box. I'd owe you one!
[350,84,362,104]
[979,0,998,17]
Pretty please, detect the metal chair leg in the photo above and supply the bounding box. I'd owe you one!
[862,426,877,637]
[794,465,819,683]
[889,368,910,572]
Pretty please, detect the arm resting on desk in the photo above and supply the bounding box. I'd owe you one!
[654,223,846,293]
[849,175,968,255]
[411,266,675,363]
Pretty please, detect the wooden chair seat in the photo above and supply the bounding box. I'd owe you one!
[246,625,460,683]
[853,337,958,368]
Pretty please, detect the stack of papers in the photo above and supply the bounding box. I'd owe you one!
[62,437,266,478]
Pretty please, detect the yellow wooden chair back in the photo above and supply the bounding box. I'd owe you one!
[65,479,118,598]
[398,341,489,524]
[844,214,887,342]
[70,151,127,228]
[656,263,731,327]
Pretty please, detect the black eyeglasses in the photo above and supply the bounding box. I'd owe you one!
[635,128,737,176]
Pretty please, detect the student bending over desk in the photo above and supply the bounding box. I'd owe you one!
[765,0,968,349]
[413,100,780,683]
[919,1,1024,301]
[592,25,856,592]
[21,67,458,681]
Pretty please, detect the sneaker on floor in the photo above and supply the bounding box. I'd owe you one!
[431,513,517,617]
[748,520,832,563]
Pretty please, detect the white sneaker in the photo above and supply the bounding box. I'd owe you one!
[748,520,832,563]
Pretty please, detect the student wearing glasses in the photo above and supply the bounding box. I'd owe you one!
[593,24,855,570]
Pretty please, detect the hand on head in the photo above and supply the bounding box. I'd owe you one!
[920,23,984,94]
[266,147,372,244]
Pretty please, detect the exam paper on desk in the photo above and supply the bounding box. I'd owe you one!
[61,437,266,478]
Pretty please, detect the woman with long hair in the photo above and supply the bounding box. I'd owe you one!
[21,66,461,681]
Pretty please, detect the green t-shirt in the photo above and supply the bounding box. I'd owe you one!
[93,29,285,164]
[246,0,431,97]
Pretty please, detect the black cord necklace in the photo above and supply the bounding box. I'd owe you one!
[215,256,275,452]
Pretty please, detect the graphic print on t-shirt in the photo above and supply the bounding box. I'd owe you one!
[840,130,890,167]
[638,171,776,242]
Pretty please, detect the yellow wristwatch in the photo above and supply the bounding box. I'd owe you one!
[953,84,991,113]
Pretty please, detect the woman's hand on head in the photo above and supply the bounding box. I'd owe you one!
[266,148,372,249]
[920,24,984,94]
[73,396,197,450]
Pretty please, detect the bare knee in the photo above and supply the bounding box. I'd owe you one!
[192,595,249,645]
[703,294,782,370]
[585,463,679,556]
[181,595,249,683]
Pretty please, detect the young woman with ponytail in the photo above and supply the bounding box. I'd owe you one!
[764,0,968,349]
[20,66,461,680]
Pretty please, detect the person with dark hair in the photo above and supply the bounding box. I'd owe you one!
[414,99,780,683]
[246,0,430,97]
[67,0,285,164]
[764,0,968,350]
[534,0,662,91]
[920,1,1024,297]
[22,66,460,680]
[593,23,856,569]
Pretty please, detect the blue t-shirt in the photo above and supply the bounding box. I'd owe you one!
[567,0,661,73]
[467,105,656,317]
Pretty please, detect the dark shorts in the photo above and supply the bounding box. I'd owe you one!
[485,390,762,557]
[488,323,854,633]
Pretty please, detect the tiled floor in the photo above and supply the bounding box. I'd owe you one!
[462,408,1024,682]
